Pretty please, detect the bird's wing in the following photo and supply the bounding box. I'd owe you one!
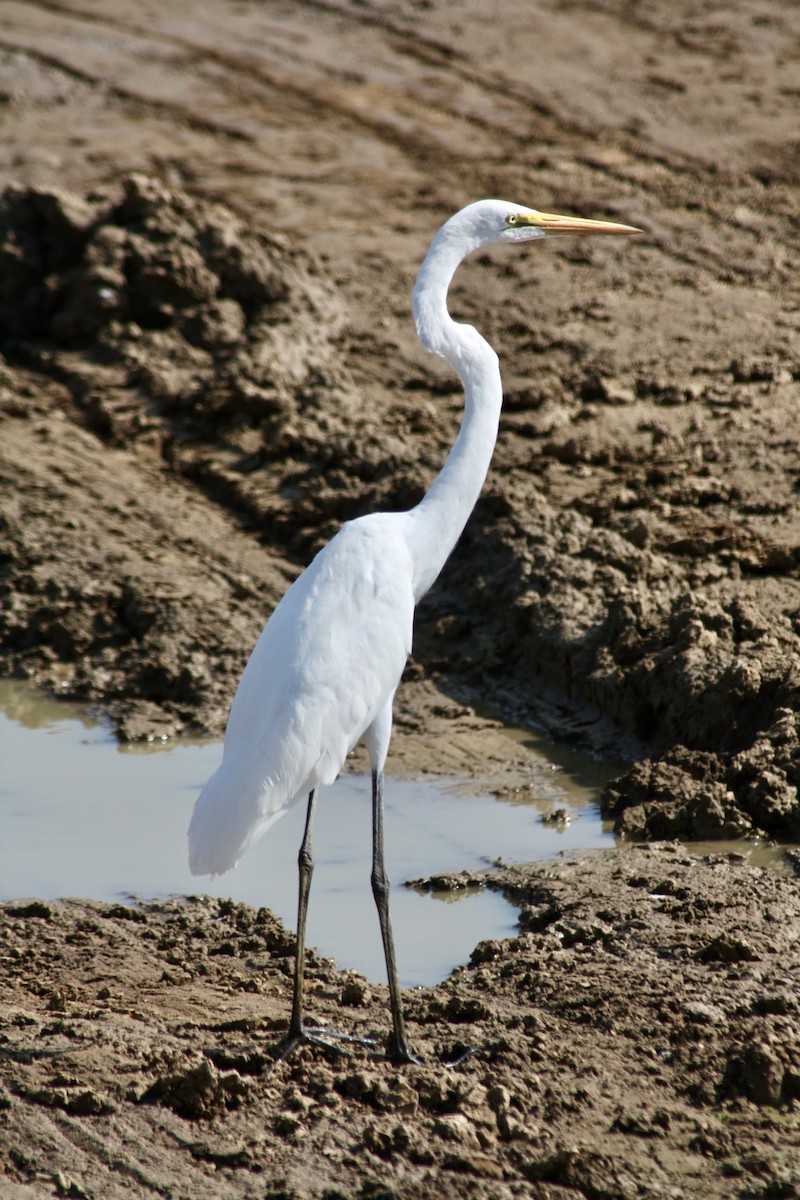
[188,513,414,875]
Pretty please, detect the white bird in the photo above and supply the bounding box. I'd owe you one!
[188,199,639,1063]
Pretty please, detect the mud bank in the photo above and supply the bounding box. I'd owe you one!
[1,166,798,834]
[2,845,800,1200]
[0,6,798,828]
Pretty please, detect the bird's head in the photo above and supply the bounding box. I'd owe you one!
[413,199,640,358]
[444,198,640,253]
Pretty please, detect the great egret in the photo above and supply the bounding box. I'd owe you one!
[188,199,639,1063]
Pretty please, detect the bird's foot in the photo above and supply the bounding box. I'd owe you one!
[372,1040,475,1067]
[372,1037,424,1066]
[390,1047,424,1067]
[273,1025,378,1064]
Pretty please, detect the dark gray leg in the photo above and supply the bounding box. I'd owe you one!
[275,788,376,1063]
[289,787,317,1037]
[371,768,420,1064]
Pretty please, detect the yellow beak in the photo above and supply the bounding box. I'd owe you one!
[521,210,641,237]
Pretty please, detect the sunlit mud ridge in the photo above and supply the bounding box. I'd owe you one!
[1,175,798,841]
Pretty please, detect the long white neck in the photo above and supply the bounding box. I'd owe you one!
[407,226,503,601]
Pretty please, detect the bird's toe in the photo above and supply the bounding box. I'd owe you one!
[273,1025,378,1064]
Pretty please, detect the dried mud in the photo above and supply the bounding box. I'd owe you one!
[1,1,800,1196]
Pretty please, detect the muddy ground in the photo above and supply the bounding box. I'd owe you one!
[3,847,800,1200]
[1,0,799,1196]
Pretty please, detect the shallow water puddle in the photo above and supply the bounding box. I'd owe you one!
[0,679,614,986]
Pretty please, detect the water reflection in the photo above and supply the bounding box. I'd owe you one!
[0,678,616,985]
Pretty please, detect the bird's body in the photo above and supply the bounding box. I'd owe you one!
[189,512,414,877]
[189,199,639,1061]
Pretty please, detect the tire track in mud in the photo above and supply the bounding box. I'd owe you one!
[4,0,742,195]
[16,0,795,300]
[0,15,256,145]
[10,0,789,321]
[6,0,484,180]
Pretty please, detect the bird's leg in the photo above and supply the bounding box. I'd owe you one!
[275,788,376,1063]
[288,787,317,1039]
[371,768,422,1065]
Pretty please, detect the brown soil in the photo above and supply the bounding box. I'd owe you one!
[1,1,799,1196]
[3,849,800,1200]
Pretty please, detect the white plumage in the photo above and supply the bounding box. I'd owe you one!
[188,514,414,876]
[187,199,639,1061]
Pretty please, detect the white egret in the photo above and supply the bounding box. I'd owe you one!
[188,200,639,1063]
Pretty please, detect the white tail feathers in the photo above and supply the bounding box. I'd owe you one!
[187,764,286,877]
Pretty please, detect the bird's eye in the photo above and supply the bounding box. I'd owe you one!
[505,214,520,227]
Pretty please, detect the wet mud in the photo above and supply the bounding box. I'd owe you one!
[3,847,800,1199]
[1,0,800,1195]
